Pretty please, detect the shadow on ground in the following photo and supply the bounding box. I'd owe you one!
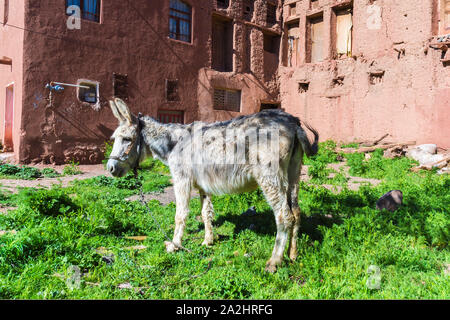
[215,209,343,242]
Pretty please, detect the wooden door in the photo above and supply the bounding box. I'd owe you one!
[3,84,14,151]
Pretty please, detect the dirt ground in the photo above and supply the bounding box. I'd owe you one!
[0,162,381,213]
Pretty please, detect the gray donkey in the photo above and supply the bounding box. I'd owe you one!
[107,98,319,272]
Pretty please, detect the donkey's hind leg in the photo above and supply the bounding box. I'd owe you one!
[199,191,214,246]
[165,179,191,252]
[287,183,301,260]
[258,177,294,273]
[286,148,303,261]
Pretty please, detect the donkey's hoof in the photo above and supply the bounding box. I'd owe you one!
[201,239,213,247]
[265,260,279,273]
[289,251,298,261]
[164,241,179,253]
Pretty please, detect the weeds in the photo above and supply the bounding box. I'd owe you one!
[0,141,448,299]
[63,161,83,176]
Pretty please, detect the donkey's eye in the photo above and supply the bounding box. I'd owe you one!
[122,137,132,142]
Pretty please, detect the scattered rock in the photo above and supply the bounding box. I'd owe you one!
[101,255,115,265]
[117,282,133,290]
[413,144,437,154]
[407,144,444,165]
[376,190,403,212]
[444,264,450,276]
[437,167,450,175]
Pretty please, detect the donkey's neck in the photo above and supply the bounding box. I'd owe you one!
[140,117,185,164]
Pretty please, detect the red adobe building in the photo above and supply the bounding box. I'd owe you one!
[0,0,449,164]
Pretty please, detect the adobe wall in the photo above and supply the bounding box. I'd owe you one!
[16,0,283,164]
[0,0,25,161]
[279,0,450,148]
[19,0,211,164]
[198,0,282,122]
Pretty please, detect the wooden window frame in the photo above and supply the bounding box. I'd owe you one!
[213,88,241,112]
[157,110,185,124]
[169,0,192,43]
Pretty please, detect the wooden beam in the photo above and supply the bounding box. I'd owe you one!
[0,57,12,65]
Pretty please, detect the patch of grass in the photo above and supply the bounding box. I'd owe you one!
[63,161,83,176]
[41,168,60,178]
[0,142,448,299]
[0,163,41,180]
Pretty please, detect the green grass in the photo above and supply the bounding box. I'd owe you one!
[0,145,449,299]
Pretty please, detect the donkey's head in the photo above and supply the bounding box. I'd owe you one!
[107,98,143,177]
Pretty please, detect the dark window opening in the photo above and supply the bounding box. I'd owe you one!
[260,103,280,111]
[158,110,184,124]
[166,79,179,102]
[310,0,320,10]
[217,0,229,9]
[66,0,101,22]
[212,17,233,72]
[213,88,241,112]
[78,82,98,104]
[113,73,128,101]
[169,0,192,43]
[264,34,279,54]
[298,82,310,93]
[289,3,296,16]
[243,0,255,21]
[266,3,277,24]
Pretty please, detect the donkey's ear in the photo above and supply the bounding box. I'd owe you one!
[109,100,126,123]
[114,98,135,124]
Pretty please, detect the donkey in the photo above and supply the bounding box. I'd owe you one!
[107,98,319,272]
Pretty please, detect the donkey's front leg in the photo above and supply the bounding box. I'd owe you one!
[200,191,214,246]
[165,180,191,253]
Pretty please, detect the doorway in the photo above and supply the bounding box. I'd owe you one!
[260,102,280,111]
[3,84,14,151]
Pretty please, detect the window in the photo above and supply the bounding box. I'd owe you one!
[217,0,229,9]
[78,81,98,104]
[157,110,184,124]
[166,79,179,102]
[213,88,241,112]
[267,3,277,24]
[113,73,128,101]
[334,8,353,58]
[243,0,255,21]
[289,3,296,16]
[286,22,300,67]
[264,34,279,54]
[307,15,325,63]
[212,17,233,72]
[66,0,101,22]
[310,0,319,10]
[440,0,450,34]
[169,0,192,43]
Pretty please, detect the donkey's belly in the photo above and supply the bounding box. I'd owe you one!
[193,165,258,196]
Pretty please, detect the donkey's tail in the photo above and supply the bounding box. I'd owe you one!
[297,122,319,158]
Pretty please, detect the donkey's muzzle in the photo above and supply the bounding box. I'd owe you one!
[107,159,127,177]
